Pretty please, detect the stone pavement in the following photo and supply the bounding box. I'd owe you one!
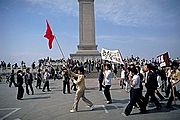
[0,78,180,120]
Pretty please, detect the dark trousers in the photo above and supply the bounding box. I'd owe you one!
[156,90,165,100]
[120,79,124,89]
[161,79,167,92]
[165,78,171,97]
[125,88,146,115]
[98,80,103,91]
[43,81,50,91]
[149,89,165,102]
[104,85,112,101]
[63,81,70,94]
[167,87,180,107]
[36,79,42,89]
[26,83,34,95]
[137,89,145,104]
[71,83,77,91]
[17,86,24,99]
[9,80,17,87]
[145,89,161,108]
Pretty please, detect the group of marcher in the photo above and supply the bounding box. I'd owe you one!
[96,59,180,116]
[4,56,180,115]
[8,67,52,100]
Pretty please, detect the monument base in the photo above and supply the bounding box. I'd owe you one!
[70,50,101,62]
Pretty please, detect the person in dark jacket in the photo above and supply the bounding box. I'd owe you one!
[144,64,161,110]
[98,69,104,91]
[62,69,71,94]
[16,70,24,100]
[36,69,42,89]
[25,68,34,95]
[9,69,17,87]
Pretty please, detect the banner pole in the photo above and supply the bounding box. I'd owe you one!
[54,36,65,59]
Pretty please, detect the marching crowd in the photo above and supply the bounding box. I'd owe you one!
[1,56,180,115]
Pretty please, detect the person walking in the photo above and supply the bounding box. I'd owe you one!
[16,70,24,100]
[144,64,161,110]
[166,61,180,108]
[123,66,146,116]
[36,69,42,89]
[9,69,17,87]
[62,69,70,94]
[98,69,104,91]
[25,68,34,95]
[69,67,94,113]
[103,64,112,104]
[42,69,51,92]
[120,66,126,89]
[165,67,172,97]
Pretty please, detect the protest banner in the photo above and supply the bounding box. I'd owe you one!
[101,48,124,64]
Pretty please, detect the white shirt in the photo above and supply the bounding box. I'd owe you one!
[157,75,161,87]
[104,70,112,85]
[145,71,149,83]
[167,69,172,78]
[131,75,140,89]
[120,70,125,79]
[44,71,50,81]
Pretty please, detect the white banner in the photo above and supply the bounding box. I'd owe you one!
[101,48,124,64]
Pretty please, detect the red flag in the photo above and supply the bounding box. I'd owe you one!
[44,20,55,49]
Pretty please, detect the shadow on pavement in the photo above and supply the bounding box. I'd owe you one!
[78,109,93,113]
[112,99,129,104]
[130,103,180,116]
[22,96,50,100]
[35,92,53,95]
[86,87,98,90]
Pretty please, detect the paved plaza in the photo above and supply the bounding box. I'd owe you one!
[0,77,180,120]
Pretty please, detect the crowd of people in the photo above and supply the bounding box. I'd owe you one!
[0,56,180,115]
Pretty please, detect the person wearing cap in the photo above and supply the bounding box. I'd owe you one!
[69,67,94,113]
[166,61,180,108]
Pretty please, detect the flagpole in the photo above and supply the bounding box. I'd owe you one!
[54,36,65,59]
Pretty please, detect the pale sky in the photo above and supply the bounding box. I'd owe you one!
[0,0,180,66]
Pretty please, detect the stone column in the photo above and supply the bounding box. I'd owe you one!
[78,0,96,50]
[70,0,100,62]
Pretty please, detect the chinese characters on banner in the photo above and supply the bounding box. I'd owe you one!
[157,52,170,67]
[101,48,124,64]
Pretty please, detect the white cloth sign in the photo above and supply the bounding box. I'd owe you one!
[101,48,124,64]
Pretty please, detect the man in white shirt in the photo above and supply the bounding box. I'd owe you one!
[42,69,51,92]
[103,64,112,104]
[120,66,125,89]
[123,66,146,116]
